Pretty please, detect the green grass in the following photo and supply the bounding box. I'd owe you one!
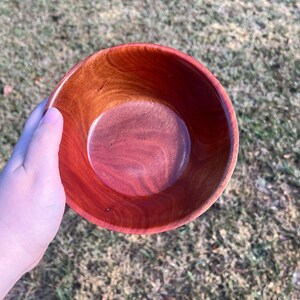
[1,0,299,299]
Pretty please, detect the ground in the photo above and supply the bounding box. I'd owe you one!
[0,0,299,299]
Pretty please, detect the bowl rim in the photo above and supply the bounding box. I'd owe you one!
[47,42,239,234]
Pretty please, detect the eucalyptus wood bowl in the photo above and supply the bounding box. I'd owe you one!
[46,43,238,234]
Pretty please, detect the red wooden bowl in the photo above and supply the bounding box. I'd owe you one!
[46,43,238,234]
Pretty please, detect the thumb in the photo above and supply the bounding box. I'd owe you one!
[23,107,63,175]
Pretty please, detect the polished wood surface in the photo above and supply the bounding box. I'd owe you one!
[46,43,239,234]
[88,101,191,197]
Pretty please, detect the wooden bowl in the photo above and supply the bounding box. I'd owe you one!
[46,43,238,234]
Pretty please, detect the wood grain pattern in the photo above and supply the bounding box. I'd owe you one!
[46,43,239,234]
[87,101,191,197]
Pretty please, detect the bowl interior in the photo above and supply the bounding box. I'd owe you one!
[48,44,238,234]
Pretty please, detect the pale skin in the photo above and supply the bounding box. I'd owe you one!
[0,100,65,299]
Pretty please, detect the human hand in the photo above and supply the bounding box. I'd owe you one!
[0,100,65,299]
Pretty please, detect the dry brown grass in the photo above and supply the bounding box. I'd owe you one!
[1,0,299,299]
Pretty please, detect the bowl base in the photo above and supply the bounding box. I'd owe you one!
[87,100,191,197]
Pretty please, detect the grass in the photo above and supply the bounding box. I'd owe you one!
[0,0,299,299]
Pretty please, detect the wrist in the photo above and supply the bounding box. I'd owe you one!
[0,253,25,299]
[0,231,43,299]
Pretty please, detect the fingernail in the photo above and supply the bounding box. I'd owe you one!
[41,107,60,125]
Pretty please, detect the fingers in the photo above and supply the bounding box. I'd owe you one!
[22,107,63,176]
[8,100,48,170]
